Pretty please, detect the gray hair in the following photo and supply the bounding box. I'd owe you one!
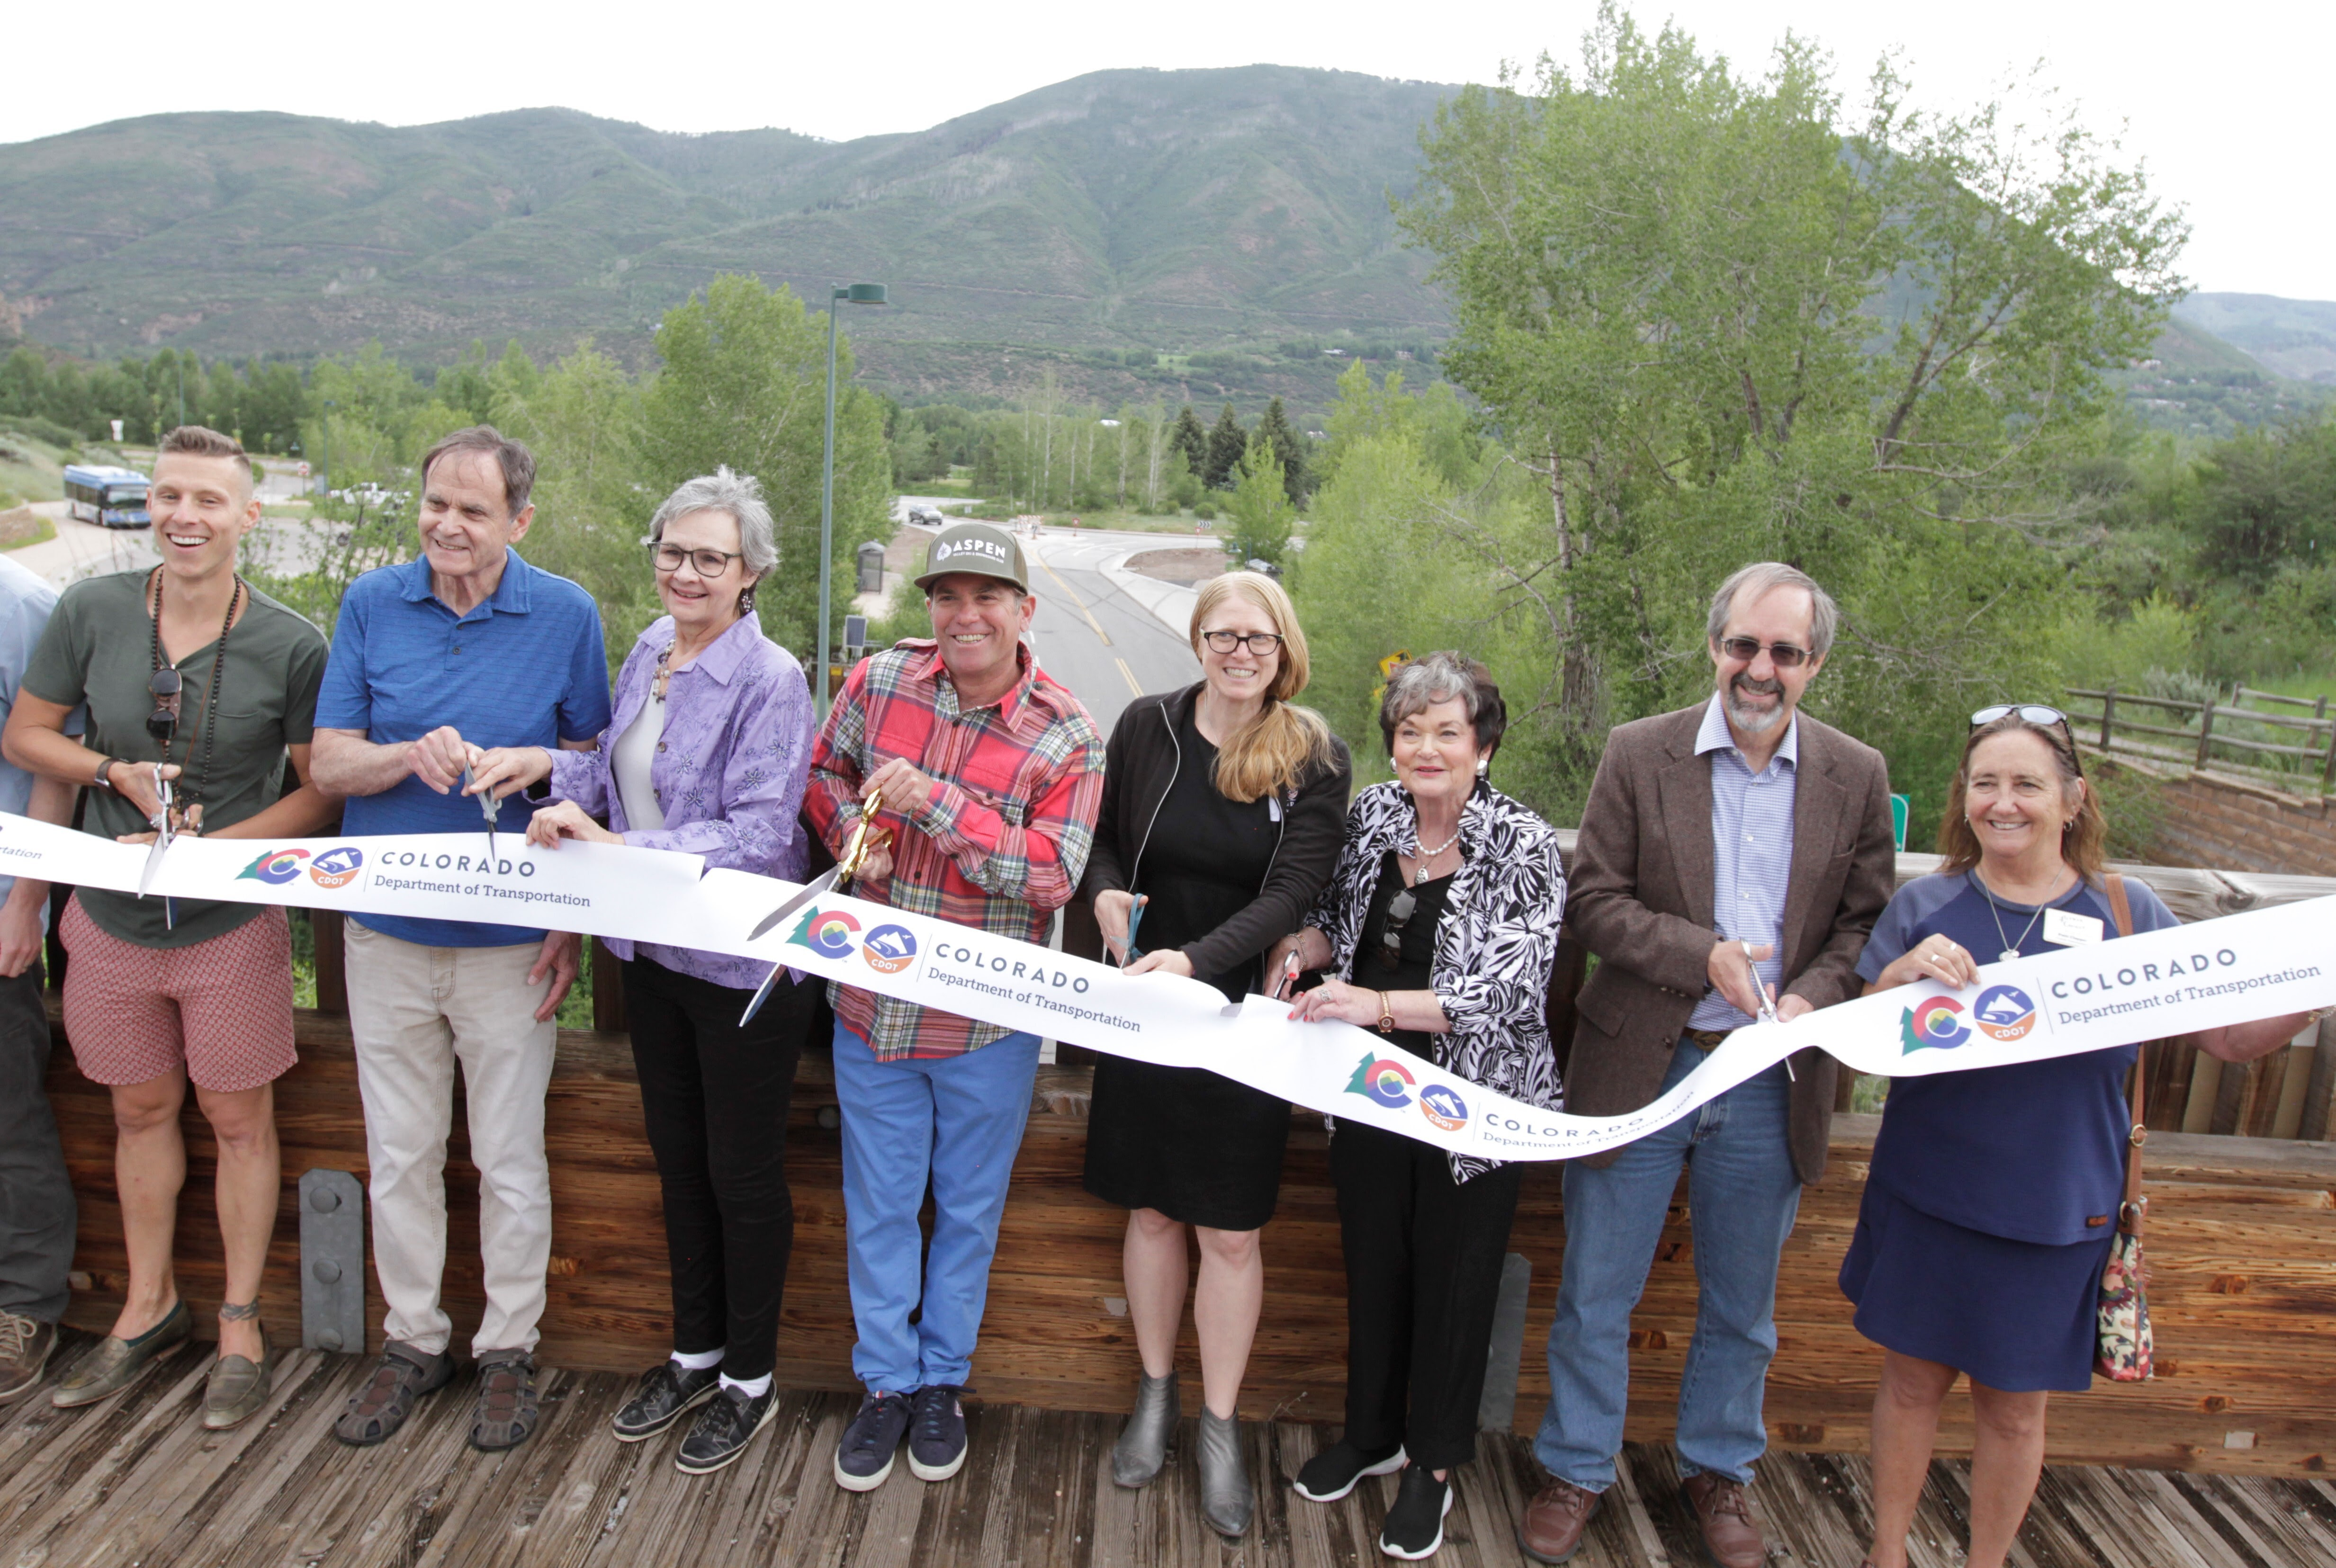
[1378,650,1507,756]
[1706,562,1839,656]
[647,467,777,578]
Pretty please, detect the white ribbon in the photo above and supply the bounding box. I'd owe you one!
[9,811,2330,1161]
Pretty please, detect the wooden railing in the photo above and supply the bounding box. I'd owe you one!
[2068,683,2336,797]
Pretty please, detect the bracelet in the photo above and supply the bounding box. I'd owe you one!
[93,755,130,789]
[1376,990,1395,1035]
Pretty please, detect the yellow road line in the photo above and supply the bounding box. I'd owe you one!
[1030,546,1112,645]
[1115,657,1143,697]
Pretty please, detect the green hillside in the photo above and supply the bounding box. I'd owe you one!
[0,68,1454,414]
[2172,293,2336,385]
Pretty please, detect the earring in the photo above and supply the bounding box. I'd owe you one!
[1475,757,1489,776]
[737,584,756,615]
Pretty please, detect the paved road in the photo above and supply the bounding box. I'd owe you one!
[1021,529,1200,736]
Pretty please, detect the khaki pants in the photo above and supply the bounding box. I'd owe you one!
[345,920,556,1357]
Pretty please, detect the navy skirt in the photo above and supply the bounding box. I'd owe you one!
[1838,1181,2111,1393]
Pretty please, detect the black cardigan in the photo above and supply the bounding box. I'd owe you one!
[1081,682,1353,981]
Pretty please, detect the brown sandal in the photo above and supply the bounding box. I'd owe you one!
[334,1340,453,1446]
[470,1350,539,1452]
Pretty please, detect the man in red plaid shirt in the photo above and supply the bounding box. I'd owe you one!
[806,522,1102,1494]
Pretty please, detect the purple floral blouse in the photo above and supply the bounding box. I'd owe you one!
[548,613,813,990]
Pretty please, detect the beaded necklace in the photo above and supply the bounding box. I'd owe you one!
[147,566,245,815]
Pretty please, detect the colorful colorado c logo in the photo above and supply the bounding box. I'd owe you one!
[308,846,364,889]
[861,923,918,975]
[787,907,862,960]
[1345,1052,1416,1109]
[1419,1083,1469,1132]
[1972,984,2038,1042]
[1900,995,1970,1053]
[236,848,309,885]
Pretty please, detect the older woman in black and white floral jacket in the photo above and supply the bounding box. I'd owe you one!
[1266,650,1566,1561]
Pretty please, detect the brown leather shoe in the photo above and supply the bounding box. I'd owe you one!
[1518,1474,1599,1563]
[1682,1472,1765,1568]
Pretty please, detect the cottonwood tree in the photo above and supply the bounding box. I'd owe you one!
[1393,2,2185,807]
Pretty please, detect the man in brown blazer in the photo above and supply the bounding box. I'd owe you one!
[1518,564,1896,1568]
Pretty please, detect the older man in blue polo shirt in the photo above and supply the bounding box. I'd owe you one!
[311,426,611,1454]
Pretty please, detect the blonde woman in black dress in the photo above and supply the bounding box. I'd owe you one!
[1083,572,1351,1538]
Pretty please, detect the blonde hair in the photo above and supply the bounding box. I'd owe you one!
[1936,714,2109,878]
[1188,571,1336,803]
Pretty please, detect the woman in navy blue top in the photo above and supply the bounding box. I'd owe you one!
[1846,708,2312,1568]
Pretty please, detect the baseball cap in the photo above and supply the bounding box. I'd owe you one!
[914,521,1029,592]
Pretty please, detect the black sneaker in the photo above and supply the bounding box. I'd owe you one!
[676,1383,776,1475]
[1378,1465,1454,1560]
[834,1389,913,1491]
[614,1361,720,1443]
[907,1384,969,1481]
[1294,1439,1409,1503]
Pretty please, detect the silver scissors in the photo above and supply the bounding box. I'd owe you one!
[741,783,889,1025]
[463,764,502,861]
[136,765,177,930]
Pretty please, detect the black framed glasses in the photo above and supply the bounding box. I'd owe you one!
[1201,629,1285,655]
[1717,636,1813,669]
[650,542,744,577]
[146,667,182,744]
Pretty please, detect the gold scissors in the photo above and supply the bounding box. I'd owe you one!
[740,783,892,1023]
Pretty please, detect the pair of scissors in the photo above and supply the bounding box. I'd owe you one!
[135,765,180,930]
[462,763,502,860]
[740,783,891,1024]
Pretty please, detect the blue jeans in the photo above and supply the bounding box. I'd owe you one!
[832,1023,1041,1393]
[1535,1039,1802,1489]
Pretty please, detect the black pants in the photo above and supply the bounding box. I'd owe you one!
[0,960,72,1324]
[624,956,814,1382]
[1331,1119,1523,1470]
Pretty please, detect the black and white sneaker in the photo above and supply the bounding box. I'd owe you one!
[1377,1465,1454,1560]
[834,1389,913,1491]
[676,1383,776,1474]
[613,1361,720,1443]
[1294,1439,1409,1503]
[907,1384,970,1481]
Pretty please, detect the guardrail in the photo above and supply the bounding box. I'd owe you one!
[2068,683,2336,797]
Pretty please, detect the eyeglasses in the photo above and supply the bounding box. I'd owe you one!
[1972,704,2070,730]
[650,542,744,577]
[1376,885,1417,970]
[1201,630,1285,655]
[1717,636,1813,669]
[1971,704,2084,775]
[146,667,182,744]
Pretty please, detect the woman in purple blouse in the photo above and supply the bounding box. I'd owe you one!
[472,467,814,1476]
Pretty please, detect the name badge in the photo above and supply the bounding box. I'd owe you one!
[1267,797,1283,823]
[2043,909,2104,947]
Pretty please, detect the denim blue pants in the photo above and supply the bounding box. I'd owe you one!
[832,1022,1041,1393]
[1535,1039,1802,1489]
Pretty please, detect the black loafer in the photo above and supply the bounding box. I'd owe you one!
[614,1361,720,1443]
[676,1384,776,1475]
[1378,1465,1454,1560]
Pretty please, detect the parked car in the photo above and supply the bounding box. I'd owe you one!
[906,502,946,527]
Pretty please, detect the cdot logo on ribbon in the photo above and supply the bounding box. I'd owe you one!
[1971,984,2038,1042]
[787,906,863,961]
[236,848,310,885]
[308,846,365,889]
[1345,1053,1416,1109]
[861,923,919,976]
[1900,995,1971,1054]
[1419,1083,1469,1132]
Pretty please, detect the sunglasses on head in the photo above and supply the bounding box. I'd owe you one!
[1716,636,1813,669]
[1971,704,2083,773]
[146,667,182,744]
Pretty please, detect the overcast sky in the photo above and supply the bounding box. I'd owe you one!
[10,0,2324,300]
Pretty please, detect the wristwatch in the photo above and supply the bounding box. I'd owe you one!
[1376,991,1396,1035]
[92,755,131,789]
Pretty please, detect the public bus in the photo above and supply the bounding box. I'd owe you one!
[63,464,151,529]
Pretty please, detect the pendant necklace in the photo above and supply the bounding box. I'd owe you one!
[1974,867,2061,962]
[1408,819,1463,887]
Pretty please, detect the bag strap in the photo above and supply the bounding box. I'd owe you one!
[2107,873,2148,1236]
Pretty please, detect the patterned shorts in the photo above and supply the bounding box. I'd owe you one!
[60,896,298,1093]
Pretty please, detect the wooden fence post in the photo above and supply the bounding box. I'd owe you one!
[2100,686,2116,751]
[312,910,347,1016]
[591,937,627,1033]
[2195,698,2217,770]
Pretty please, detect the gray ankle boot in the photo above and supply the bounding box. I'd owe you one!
[1196,1406,1253,1538]
[1111,1371,1178,1487]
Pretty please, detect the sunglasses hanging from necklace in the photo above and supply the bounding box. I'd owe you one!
[1378,818,1465,969]
[148,565,246,824]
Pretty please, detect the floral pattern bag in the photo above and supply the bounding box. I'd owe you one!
[2096,874,2154,1382]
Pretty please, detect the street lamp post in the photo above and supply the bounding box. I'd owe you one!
[819,282,889,713]
[319,399,337,498]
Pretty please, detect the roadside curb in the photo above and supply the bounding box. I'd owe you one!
[1098,549,1197,640]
